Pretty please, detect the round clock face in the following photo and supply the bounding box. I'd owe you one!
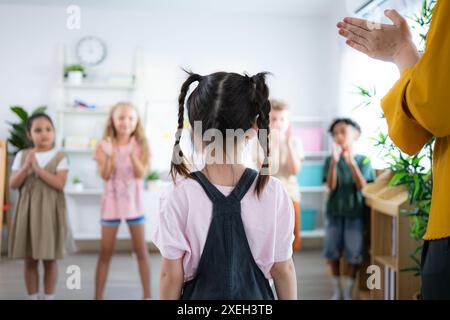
[76,36,107,66]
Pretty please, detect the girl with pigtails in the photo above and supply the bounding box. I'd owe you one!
[152,71,297,300]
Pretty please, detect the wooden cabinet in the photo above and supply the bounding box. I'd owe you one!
[361,171,422,300]
[0,140,8,256]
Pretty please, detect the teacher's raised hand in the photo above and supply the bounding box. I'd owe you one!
[336,9,420,73]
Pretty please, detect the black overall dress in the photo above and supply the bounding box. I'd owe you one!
[181,168,275,300]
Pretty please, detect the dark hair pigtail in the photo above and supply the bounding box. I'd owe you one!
[251,73,271,197]
[170,72,202,183]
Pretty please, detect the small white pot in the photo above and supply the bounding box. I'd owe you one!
[74,183,84,192]
[67,71,83,85]
[146,180,160,191]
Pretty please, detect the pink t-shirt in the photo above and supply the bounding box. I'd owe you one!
[151,174,295,281]
[94,142,144,220]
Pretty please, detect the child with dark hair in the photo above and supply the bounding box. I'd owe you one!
[152,71,297,300]
[323,118,375,300]
[9,113,71,300]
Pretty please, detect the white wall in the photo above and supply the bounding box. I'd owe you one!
[0,1,341,153]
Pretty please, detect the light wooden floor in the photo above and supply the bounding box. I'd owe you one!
[0,250,333,300]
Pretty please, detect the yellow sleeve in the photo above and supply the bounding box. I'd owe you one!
[381,68,433,155]
[381,0,450,154]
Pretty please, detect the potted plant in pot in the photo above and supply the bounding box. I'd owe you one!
[145,170,160,191]
[71,176,84,192]
[64,64,86,85]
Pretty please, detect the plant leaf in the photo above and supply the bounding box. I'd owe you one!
[32,105,47,115]
[10,105,28,122]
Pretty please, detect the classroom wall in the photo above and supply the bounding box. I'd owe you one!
[0,1,342,158]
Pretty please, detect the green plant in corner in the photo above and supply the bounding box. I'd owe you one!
[7,105,47,155]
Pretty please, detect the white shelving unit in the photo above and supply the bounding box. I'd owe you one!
[65,188,103,196]
[301,228,325,239]
[291,116,330,240]
[299,186,328,193]
[54,44,154,241]
[56,107,110,115]
[62,83,136,90]
[61,148,95,154]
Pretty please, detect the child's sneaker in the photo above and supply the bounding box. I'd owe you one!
[343,276,354,300]
[330,290,343,300]
[330,276,342,300]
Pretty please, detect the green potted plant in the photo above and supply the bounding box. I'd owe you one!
[72,176,84,192]
[145,170,160,190]
[64,64,86,84]
[7,105,47,155]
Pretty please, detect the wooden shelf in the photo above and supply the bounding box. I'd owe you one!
[364,171,422,300]
[374,255,397,269]
[0,140,8,255]
[358,290,371,300]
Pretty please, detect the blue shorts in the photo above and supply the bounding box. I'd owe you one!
[323,215,364,265]
[101,216,146,227]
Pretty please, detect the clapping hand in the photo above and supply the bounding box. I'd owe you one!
[331,143,340,164]
[336,9,419,72]
[129,137,141,160]
[23,150,36,170]
[342,147,355,166]
[101,137,114,157]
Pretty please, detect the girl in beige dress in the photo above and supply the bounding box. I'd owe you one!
[9,113,70,300]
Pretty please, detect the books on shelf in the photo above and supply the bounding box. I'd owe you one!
[384,266,396,300]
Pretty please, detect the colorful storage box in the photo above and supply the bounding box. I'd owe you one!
[293,127,324,152]
[297,163,324,186]
[301,208,317,231]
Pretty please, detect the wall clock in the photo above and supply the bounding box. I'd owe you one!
[76,36,107,66]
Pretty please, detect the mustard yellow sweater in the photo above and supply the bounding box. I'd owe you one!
[381,0,450,240]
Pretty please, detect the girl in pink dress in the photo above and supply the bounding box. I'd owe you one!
[93,102,151,299]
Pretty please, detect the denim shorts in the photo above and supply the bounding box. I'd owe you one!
[323,215,364,265]
[101,216,146,227]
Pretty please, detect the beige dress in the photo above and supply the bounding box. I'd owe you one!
[8,149,71,260]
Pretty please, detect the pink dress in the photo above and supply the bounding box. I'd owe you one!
[96,142,144,221]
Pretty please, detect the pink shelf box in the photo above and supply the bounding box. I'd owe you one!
[293,127,324,152]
